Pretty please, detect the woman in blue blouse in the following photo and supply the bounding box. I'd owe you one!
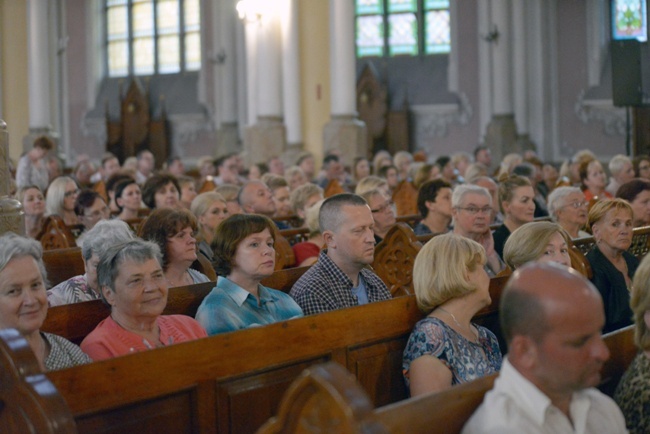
[196,214,303,335]
[403,233,502,397]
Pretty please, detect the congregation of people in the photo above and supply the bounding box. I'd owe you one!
[8,137,650,433]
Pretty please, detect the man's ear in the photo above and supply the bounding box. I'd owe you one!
[323,230,335,249]
[509,335,538,370]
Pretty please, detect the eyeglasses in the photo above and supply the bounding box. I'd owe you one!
[371,200,395,214]
[455,206,492,215]
[563,201,588,209]
[84,206,110,219]
[64,189,80,198]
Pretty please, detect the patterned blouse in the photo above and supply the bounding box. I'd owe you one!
[614,352,650,434]
[43,332,92,371]
[47,275,100,307]
[402,316,502,390]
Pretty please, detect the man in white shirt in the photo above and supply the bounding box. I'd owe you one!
[463,262,628,434]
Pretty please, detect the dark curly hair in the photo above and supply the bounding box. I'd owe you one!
[138,207,198,270]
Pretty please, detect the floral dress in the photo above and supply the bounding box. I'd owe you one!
[402,316,502,389]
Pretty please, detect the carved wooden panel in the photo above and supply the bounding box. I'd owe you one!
[257,363,388,434]
[347,337,410,407]
[37,216,77,251]
[216,358,329,434]
[373,223,422,297]
[357,65,387,156]
[77,391,195,434]
[629,225,650,260]
[0,329,77,434]
[324,179,346,198]
[391,180,418,216]
[106,79,168,168]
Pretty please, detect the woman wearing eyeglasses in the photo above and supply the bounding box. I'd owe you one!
[45,176,80,226]
[360,189,396,243]
[547,186,590,238]
[492,175,536,259]
[617,179,650,228]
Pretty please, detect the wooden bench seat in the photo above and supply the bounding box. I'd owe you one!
[5,272,509,434]
[260,325,637,434]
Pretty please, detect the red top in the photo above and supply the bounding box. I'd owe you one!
[81,315,207,361]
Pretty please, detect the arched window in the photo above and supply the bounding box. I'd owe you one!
[105,0,201,77]
[355,0,450,58]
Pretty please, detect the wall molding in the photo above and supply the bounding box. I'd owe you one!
[411,92,473,148]
[574,91,626,136]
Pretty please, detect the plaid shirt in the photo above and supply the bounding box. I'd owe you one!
[290,250,391,315]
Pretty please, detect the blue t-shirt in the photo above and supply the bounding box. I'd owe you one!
[351,274,369,305]
[196,276,304,335]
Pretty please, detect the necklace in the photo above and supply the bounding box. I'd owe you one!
[437,307,479,343]
[167,270,190,287]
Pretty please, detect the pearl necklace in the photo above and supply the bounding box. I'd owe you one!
[437,307,479,343]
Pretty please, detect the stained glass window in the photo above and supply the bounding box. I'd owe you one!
[612,0,648,42]
[389,13,417,55]
[355,0,450,58]
[105,0,201,77]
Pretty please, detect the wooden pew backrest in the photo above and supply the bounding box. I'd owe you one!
[373,223,422,297]
[260,326,637,434]
[43,295,423,434]
[43,247,85,288]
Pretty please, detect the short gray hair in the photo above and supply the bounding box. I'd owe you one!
[547,186,583,220]
[609,154,631,176]
[81,220,135,261]
[451,184,491,208]
[97,240,162,297]
[0,232,47,283]
[319,193,368,233]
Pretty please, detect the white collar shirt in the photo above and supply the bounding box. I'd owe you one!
[462,357,628,434]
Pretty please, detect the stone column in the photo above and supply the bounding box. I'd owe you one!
[511,0,534,150]
[244,12,287,165]
[0,120,25,235]
[484,0,517,161]
[323,0,367,167]
[280,0,304,164]
[24,0,54,151]
[215,0,239,155]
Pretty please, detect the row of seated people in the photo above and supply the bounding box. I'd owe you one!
[5,185,648,416]
[2,234,644,432]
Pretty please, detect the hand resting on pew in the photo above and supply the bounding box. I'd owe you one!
[404,233,502,397]
[80,239,207,360]
[0,233,91,371]
[196,214,303,335]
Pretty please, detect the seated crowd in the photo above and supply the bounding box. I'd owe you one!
[6,140,650,433]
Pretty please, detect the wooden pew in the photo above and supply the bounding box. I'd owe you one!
[395,213,422,228]
[37,215,77,250]
[392,180,418,216]
[5,269,510,434]
[43,247,86,287]
[373,223,422,297]
[259,326,637,434]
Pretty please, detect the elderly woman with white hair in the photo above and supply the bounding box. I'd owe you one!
[0,233,91,370]
[547,186,590,238]
[403,233,502,397]
[81,239,207,360]
[47,219,135,306]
